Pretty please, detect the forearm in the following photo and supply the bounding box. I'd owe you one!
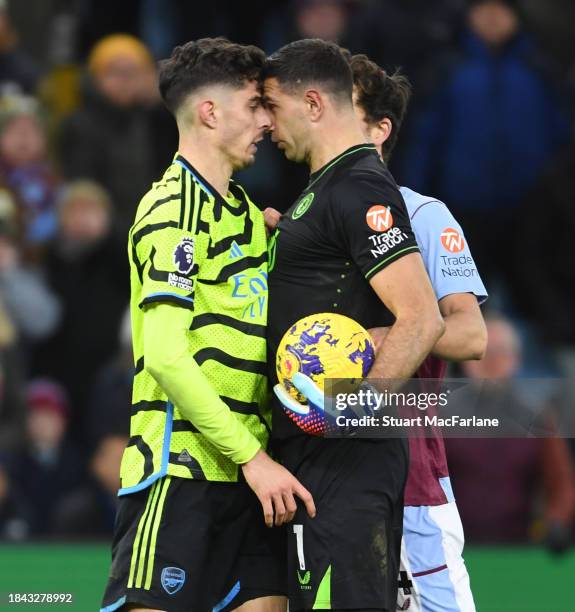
[144,304,261,465]
[432,310,487,362]
[367,314,444,389]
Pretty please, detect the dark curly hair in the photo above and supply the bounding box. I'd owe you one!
[263,39,353,104]
[350,54,412,162]
[159,37,266,115]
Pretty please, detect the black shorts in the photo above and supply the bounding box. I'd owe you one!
[101,476,286,612]
[275,436,408,611]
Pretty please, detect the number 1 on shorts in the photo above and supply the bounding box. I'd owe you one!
[293,524,306,570]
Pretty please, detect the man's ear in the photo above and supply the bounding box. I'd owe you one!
[304,89,324,121]
[198,99,217,129]
[381,118,393,144]
[371,117,392,149]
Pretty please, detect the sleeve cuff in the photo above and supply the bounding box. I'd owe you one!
[140,292,194,310]
[364,245,420,280]
[231,436,261,465]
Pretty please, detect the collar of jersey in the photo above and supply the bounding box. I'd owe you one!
[307,144,378,190]
[174,153,241,206]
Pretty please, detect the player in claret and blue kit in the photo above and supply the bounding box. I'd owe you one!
[350,53,488,612]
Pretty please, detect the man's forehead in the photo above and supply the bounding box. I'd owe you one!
[186,80,259,101]
[241,79,261,96]
[263,78,282,97]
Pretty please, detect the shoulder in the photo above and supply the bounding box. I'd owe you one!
[399,187,463,247]
[330,159,400,206]
[399,187,448,220]
[132,165,184,231]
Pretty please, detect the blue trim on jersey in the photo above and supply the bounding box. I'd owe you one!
[213,581,241,612]
[100,595,127,612]
[145,291,194,304]
[439,476,455,503]
[162,400,174,472]
[175,159,212,198]
[404,506,460,611]
[118,401,174,496]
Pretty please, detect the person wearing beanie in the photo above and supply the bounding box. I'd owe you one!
[88,34,153,76]
[7,378,84,535]
[58,33,177,237]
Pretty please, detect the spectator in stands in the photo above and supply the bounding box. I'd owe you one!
[0,187,60,450]
[84,306,131,446]
[0,0,40,95]
[32,180,129,434]
[52,433,127,538]
[446,316,575,550]
[0,95,59,243]
[345,0,465,97]
[0,186,60,339]
[8,379,84,536]
[400,0,570,288]
[245,0,354,212]
[58,34,177,236]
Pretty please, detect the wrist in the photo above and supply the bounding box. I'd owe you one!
[240,446,264,468]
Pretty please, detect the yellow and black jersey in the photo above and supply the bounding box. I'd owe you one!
[120,154,269,493]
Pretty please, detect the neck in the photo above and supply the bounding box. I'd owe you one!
[178,131,233,197]
[308,112,368,173]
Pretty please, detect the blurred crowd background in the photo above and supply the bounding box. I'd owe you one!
[1,0,575,554]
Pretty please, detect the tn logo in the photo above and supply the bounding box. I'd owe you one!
[366,205,394,232]
[440,228,465,253]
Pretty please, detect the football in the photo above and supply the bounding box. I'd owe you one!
[276,312,375,404]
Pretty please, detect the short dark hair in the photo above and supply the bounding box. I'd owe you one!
[159,37,266,115]
[263,39,353,104]
[350,54,412,161]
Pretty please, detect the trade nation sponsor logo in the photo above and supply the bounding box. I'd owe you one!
[366,205,394,232]
[440,227,465,253]
[366,204,408,257]
[438,227,479,278]
[368,227,409,257]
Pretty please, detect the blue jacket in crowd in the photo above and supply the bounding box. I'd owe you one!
[401,31,571,215]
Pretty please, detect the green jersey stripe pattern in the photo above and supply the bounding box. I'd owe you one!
[120,155,270,493]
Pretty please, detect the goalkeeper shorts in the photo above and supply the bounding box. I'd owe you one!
[275,436,408,611]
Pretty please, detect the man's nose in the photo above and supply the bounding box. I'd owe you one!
[259,108,273,132]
